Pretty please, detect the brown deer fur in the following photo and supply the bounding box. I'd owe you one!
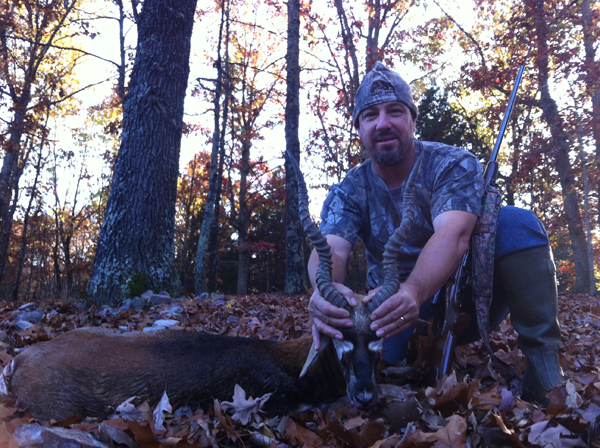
[6,327,351,421]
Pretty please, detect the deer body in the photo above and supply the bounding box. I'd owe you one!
[7,327,349,421]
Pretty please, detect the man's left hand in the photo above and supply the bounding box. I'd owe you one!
[362,283,421,338]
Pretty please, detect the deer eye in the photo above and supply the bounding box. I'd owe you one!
[332,339,354,360]
[368,339,384,353]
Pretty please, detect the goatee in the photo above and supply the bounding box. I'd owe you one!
[369,131,412,167]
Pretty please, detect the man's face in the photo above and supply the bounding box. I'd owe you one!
[357,101,416,167]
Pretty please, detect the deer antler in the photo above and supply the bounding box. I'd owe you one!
[367,152,424,313]
[286,152,350,311]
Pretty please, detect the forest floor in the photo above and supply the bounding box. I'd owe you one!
[0,291,598,448]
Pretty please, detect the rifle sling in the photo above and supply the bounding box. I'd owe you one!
[471,184,522,395]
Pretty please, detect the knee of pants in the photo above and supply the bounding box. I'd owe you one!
[383,301,444,364]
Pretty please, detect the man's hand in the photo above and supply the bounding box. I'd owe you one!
[362,283,421,339]
[308,282,357,350]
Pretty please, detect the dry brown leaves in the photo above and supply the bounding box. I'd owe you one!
[0,292,598,448]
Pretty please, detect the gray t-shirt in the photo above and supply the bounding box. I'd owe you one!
[320,140,484,287]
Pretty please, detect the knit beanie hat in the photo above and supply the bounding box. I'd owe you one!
[352,61,418,127]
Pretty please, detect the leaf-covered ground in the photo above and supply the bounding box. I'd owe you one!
[0,292,598,448]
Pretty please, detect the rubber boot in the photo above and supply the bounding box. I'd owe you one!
[494,245,565,404]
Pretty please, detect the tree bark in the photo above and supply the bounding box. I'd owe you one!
[207,14,232,292]
[531,0,591,293]
[284,0,306,294]
[236,140,251,295]
[87,0,197,305]
[580,0,600,225]
[195,1,228,295]
[571,91,598,294]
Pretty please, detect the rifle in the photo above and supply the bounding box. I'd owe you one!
[426,66,525,388]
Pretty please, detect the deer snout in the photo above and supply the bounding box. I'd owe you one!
[352,388,377,409]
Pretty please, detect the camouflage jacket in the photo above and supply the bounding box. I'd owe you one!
[320,140,484,288]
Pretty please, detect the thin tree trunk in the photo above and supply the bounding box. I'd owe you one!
[236,141,251,295]
[571,91,598,294]
[284,0,306,294]
[531,0,591,293]
[195,1,228,295]
[581,0,600,225]
[12,142,44,301]
[207,11,232,292]
[0,0,76,283]
[88,0,197,305]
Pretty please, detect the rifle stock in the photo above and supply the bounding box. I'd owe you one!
[426,66,524,384]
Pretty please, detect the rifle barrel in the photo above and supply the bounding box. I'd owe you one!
[489,65,525,164]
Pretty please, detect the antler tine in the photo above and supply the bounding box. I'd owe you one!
[367,152,424,313]
[286,152,350,311]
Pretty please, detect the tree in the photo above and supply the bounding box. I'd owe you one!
[284,0,306,294]
[528,0,592,293]
[194,0,230,295]
[415,85,487,157]
[87,0,197,305]
[0,0,79,286]
[580,0,600,225]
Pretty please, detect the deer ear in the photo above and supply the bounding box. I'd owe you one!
[299,336,330,378]
[332,339,354,360]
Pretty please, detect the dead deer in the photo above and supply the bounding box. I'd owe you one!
[2,153,421,422]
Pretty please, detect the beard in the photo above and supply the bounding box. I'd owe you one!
[368,130,413,167]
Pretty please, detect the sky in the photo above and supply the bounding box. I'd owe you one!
[49,0,479,216]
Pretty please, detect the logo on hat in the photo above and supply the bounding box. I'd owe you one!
[371,80,395,96]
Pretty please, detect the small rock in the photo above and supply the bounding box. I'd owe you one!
[130,296,144,310]
[160,304,184,318]
[153,319,179,328]
[18,310,43,324]
[18,303,36,312]
[96,306,118,318]
[143,326,165,332]
[119,299,132,310]
[196,292,210,300]
[149,293,171,305]
[211,293,226,301]
[226,315,240,324]
[141,290,154,300]
[16,321,35,331]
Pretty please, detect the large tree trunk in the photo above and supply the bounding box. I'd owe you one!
[87,0,197,305]
[284,0,306,294]
[531,0,591,293]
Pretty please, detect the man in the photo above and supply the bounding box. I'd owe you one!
[307,61,564,404]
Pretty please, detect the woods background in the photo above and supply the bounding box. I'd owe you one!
[0,0,598,305]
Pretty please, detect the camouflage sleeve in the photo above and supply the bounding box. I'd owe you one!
[430,151,484,219]
[319,182,363,247]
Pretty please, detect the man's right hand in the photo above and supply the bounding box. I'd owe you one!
[308,282,357,350]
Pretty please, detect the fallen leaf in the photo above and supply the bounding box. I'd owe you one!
[13,423,108,448]
[419,414,466,448]
[221,384,272,425]
[528,420,587,447]
[114,396,152,422]
[284,417,324,447]
[153,390,173,430]
[127,420,160,448]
